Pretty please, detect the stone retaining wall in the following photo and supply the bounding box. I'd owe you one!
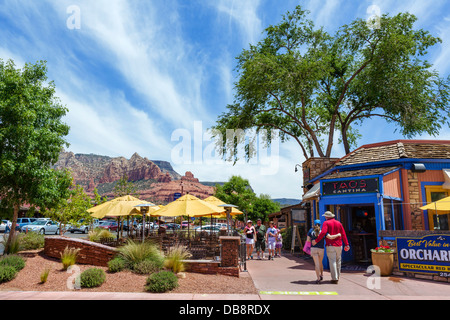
[183,260,240,277]
[44,236,118,267]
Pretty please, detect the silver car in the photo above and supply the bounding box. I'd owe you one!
[21,220,60,235]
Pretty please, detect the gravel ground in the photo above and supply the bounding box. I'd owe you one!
[0,250,258,295]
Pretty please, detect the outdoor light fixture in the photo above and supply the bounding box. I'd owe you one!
[295,164,301,172]
[412,163,426,173]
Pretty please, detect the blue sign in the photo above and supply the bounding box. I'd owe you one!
[174,193,182,201]
[396,234,450,277]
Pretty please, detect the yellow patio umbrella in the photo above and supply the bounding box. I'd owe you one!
[420,196,450,211]
[88,195,153,219]
[203,196,243,218]
[150,194,225,218]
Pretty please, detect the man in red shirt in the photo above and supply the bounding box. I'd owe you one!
[312,211,350,284]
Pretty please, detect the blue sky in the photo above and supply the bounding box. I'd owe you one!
[1,0,450,199]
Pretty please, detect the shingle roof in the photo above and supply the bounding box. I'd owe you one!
[336,140,450,166]
[321,166,400,180]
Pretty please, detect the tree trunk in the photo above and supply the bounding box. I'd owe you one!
[5,204,20,254]
[341,125,351,155]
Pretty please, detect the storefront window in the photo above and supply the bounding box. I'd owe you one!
[383,200,393,230]
[425,187,450,231]
[393,200,402,230]
[433,213,449,230]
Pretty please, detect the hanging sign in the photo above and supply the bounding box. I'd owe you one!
[396,234,450,277]
[321,178,379,196]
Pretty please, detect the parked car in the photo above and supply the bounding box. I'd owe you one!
[98,220,119,232]
[68,219,99,234]
[181,221,190,228]
[165,223,180,230]
[16,218,37,231]
[122,220,138,231]
[0,220,11,233]
[21,220,60,235]
[195,225,221,233]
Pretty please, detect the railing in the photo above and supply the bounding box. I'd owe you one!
[238,237,247,272]
[126,229,222,260]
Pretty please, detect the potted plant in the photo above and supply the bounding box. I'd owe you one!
[370,245,394,276]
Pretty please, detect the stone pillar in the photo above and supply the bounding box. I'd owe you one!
[302,158,339,191]
[219,236,241,267]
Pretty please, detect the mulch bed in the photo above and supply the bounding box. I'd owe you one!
[0,250,258,295]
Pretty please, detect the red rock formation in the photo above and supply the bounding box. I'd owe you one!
[54,152,216,204]
[139,172,215,203]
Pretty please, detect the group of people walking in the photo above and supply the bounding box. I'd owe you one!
[244,219,282,260]
[244,211,350,285]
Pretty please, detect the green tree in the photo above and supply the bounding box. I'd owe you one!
[214,176,280,222]
[113,174,137,197]
[0,59,71,250]
[251,194,280,223]
[212,6,450,159]
[44,184,93,235]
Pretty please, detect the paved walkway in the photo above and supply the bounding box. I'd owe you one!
[0,252,449,300]
[245,252,450,300]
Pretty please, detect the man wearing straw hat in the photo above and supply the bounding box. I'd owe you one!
[312,211,350,284]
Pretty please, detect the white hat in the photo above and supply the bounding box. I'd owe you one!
[247,220,252,223]
[323,211,335,218]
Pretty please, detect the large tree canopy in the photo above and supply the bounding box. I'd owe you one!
[0,59,71,250]
[212,6,450,160]
[214,176,280,223]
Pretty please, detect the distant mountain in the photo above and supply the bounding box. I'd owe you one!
[272,198,301,207]
[53,151,215,203]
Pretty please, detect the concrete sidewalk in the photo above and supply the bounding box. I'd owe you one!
[0,252,449,300]
[245,252,450,300]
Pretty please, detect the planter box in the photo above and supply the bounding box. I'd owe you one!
[371,251,394,276]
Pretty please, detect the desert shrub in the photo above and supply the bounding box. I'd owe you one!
[164,245,192,274]
[0,254,26,272]
[19,232,45,250]
[118,240,164,269]
[0,265,17,283]
[133,260,162,275]
[145,271,178,293]
[80,268,106,288]
[40,267,50,284]
[88,228,114,242]
[107,256,127,273]
[1,233,20,254]
[60,246,80,270]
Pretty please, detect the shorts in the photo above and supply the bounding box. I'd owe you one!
[275,242,282,249]
[255,240,265,252]
[246,238,254,245]
[267,240,276,250]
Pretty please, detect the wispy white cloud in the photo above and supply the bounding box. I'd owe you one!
[210,0,263,47]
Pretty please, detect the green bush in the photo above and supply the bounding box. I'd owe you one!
[164,245,192,274]
[0,254,26,272]
[145,271,178,293]
[118,240,164,269]
[40,267,50,284]
[60,246,80,270]
[19,232,45,250]
[80,268,106,288]
[88,228,114,242]
[1,233,20,254]
[133,260,161,275]
[107,257,127,273]
[0,265,17,283]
